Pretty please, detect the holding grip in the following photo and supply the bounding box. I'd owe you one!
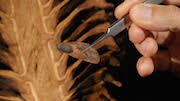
[83,0,165,52]
[108,0,164,37]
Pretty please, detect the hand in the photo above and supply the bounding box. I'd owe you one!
[115,0,180,77]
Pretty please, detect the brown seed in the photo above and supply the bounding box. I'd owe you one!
[57,43,73,53]
[57,42,100,64]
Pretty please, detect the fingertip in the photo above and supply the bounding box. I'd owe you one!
[136,37,158,57]
[129,24,146,43]
[114,2,128,19]
[114,6,121,19]
[137,57,154,77]
[115,0,145,19]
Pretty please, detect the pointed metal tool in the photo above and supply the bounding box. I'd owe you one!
[82,0,164,53]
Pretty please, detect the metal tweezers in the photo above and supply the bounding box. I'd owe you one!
[82,0,164,52]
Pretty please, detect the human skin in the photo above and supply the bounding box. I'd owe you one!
[115,0,180,77]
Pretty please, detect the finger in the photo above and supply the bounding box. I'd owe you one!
[164,0,180,5]
[114,0,180,19]
[129,4,180,32]
[137,57,154,77]
[135,37,158,57]
[115,0,145,19]
[152,50,171,71]
[129,25,175,46]
[152,31,175,46]
[129,24,175,47]
[129,24,148,44]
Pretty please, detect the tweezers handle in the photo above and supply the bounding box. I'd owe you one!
[144,0,164,4]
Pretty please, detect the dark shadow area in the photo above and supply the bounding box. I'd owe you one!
[126,35,180,100]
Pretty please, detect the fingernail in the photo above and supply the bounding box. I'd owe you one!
[132,4,152,21]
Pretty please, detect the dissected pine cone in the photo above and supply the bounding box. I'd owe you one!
[0,0,127,101]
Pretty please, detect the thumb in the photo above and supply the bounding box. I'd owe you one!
[129,4,180,32]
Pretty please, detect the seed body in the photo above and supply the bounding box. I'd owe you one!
[57,43,73,53]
